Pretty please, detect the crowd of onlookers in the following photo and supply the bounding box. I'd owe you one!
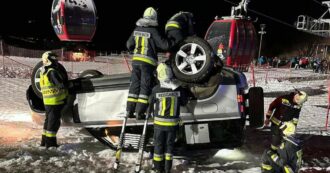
[257,56,329,74]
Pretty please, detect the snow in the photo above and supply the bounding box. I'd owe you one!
[0,113,32,122]
[0,58,330,172]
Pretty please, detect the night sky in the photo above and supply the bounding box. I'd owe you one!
[0,0,327,56]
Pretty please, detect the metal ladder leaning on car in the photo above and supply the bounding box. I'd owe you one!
[113,114,150,172]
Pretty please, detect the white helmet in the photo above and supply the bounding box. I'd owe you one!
[294,91,308,105]
[156,63,173,82]
[42,51,58,66]
[143,7,157,21]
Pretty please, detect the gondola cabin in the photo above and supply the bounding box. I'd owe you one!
[51,0,97,42]
[205,18,257,70]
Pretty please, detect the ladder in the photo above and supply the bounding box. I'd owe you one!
[135,114,150,173]
[113,115,151,172]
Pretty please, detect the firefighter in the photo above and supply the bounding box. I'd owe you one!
[40,51,68,148]
[261,131,303,173]
[264,90,308,152]
[126,7,171,120]
[148,63,190,173]
[165,11,196,48]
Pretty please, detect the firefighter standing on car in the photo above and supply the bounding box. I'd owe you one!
[126,7,171,120]
[148,63,190,173]
[264,90,308,152]
[165,11,196,48]
[40,51,68,148]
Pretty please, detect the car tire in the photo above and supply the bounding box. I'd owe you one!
[248,87,264,128]
[31,61,68,99]
[171,36,215,83]
[79,69,103,78]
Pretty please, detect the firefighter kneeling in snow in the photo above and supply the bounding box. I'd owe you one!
[264,90,308,151]
[40,51,68,148]
[261,123,303,173]
[148,63,190,173]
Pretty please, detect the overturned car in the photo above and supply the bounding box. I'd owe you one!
[27,37,264,151]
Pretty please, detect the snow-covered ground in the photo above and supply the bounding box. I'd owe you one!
[0,58,329,172]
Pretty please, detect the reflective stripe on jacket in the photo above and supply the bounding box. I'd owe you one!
[149,85,189,128]
[40,68,68,105]
[127,27,170,66]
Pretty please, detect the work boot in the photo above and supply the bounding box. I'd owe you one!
[40,135,46,147]
[46,137,59,148]
[126,111,135,119]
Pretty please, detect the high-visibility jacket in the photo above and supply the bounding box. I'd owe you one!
[126,26,170,66]
[40,68,68,105]
[148,85,189,129]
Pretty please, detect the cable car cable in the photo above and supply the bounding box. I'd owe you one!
[223,0,298,29]
[310,0,323,6]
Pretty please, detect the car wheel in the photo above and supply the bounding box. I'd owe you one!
[248,87,264,128]
[79,69,103,78]
[171,36,214,83]
[31,61,68,98]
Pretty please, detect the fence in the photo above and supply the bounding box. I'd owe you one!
[0,41,132,79]
[248,63,330,131]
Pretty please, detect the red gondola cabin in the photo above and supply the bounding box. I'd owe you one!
[51,0,97,42]
[205,18,257,70]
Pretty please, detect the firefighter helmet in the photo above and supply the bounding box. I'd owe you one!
[143,7,157,21]
[42,51,58,66]
[294,91,308,105]
[156,63,173,82]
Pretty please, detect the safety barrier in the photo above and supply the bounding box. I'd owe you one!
[248,63,330,131]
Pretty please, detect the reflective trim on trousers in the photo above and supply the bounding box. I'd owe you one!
[45,130,56,138]
[153,153,164,161]
[138,94,149,99]
[271,154,279,162]
[261,163,272,170]
[127,98,138,102]
[137,98,148,104]
[128,93,138,98]
[271,144,278,150]
[165,153,173,161]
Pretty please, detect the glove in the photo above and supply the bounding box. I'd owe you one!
[280,122,296,136]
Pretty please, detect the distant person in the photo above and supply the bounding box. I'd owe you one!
[165,11,196,48]
[40,51,68,148]
[149,63,191,173]
[264,90,307,152]
[320,59,328,74]
[126,7,172,120]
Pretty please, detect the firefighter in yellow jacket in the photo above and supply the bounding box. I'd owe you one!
[40,51,68,148]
